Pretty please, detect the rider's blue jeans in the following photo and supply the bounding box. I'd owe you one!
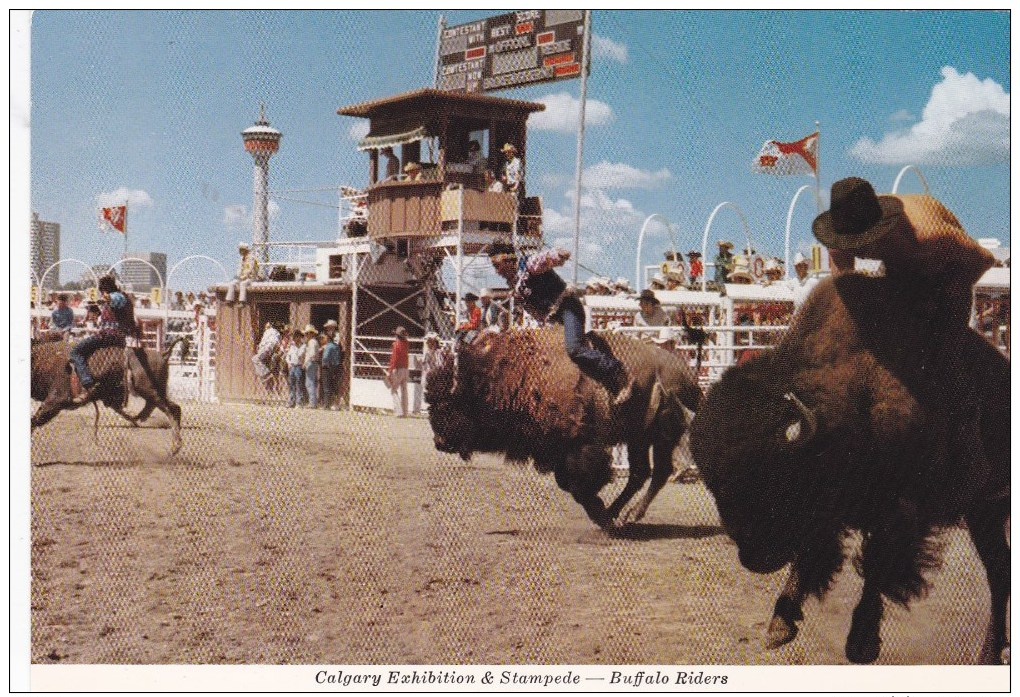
[558,296,623,386]
[68,333,124,389]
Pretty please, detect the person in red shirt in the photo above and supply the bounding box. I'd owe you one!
[387,326,410,417]
[687,250,703,287]
[456,293,482,342]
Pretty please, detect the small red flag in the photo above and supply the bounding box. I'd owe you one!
[100,205,127,234]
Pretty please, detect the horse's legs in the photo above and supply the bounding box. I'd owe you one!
[132,401,156,423]
[966,497,1010,664]
[622,434,677,524]
[605,439,650,521]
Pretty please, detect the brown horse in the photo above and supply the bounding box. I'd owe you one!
[31,337,186,455]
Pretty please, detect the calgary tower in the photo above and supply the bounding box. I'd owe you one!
[241,104,282,266]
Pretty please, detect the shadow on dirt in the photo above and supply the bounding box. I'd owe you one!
[611,522,724,541]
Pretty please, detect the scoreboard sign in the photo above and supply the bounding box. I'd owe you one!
[438,10,587,93]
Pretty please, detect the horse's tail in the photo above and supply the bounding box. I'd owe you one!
[162,334,190,360]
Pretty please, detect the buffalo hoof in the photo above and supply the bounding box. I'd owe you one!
[845,628,881,664]
[765,614,798,649]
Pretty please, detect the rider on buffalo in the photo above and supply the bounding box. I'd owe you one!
[68,275,140,403]
[486,242,634,406]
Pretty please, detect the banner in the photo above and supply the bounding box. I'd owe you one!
[99,205,127,234]
[752,132,818,175]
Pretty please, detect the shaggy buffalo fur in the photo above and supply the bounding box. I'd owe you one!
[690,273,1010,664]
[31,339,185,455]
[426,327,702,529]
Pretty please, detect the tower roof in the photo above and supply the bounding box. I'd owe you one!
[242,104,282,143]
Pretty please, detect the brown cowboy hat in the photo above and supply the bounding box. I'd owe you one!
[813,177,904,250]
[638,289,660,305]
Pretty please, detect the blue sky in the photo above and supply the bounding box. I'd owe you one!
[26,10,1010,288]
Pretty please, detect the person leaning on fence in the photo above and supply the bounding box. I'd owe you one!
[302,325,321,409]
[634,289,671,329]
[320,319,343,411]
[500,143,522,196]
[69,275,140,404]
[285,328,305,408]
[387,326,410,417]
[50,294,75,337]
[226,242,260,303]
[252,322,281,383]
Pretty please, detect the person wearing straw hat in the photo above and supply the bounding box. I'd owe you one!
[761,257,785,286]
[634,288,671,330]
[403,161,423,181]
[487,242,635,406]
[500,143,523,196]
[419,331,448,393]
[387,326,411,417]
[320,319,343,410]
[714,241,735,285]
[302,324,322,409]
[225,241,260,303]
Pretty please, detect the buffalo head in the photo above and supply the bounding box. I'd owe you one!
[690,359,825,574]
[424,349,483,461]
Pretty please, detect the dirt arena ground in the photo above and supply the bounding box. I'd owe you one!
[29,400,999,666]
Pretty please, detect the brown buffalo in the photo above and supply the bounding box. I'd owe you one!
[690,274,1009,664]
[426,327,703,529]
[31,338,185,454]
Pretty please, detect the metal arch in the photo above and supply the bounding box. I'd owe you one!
[39,259,101,302]
[167,254,230,289]
[109,257,167,294]
[701,202,753,292]
[635,214,678,290]
[784,185,815,280]
[891,165,931,195]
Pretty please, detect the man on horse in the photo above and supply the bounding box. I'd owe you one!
[68,275,140,404]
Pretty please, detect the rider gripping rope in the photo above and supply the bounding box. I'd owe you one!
[68,275,141,404]
[486,242,635,406]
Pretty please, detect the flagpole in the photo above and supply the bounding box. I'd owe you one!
[812,121,823,212]
[123,202,128,258]
[570,10,592,285]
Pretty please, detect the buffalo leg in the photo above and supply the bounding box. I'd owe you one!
[622,434,677,524]
[563,446,615,529]
[132,384,183,455]
[31,382,74,430]
[966,497,1010,664]
[847,500,933,664]
[766,529,845,649]
[605,439,650,522]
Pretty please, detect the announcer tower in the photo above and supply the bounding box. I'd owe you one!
[241,104,282,265]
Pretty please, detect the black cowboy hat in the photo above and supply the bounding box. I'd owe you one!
[463,292,479,302]
[813,177,904,250]
[687,250,702,257]
[638,289,660,304]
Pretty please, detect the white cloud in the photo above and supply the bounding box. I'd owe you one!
[889,109,914,122]
[543,187,646,278]
[850,66,1009,166]
[223,204,247,227]
[224,201,280,227]
[530,92,614,132]
[97,187,153,208]
[592,34,627,63]
[347,121,370,141]
[583,161,671,189]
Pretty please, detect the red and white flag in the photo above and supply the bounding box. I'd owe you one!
[752,131,818,176]
[99,205,127,234]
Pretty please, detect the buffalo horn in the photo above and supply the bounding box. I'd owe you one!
[783,391,817,443]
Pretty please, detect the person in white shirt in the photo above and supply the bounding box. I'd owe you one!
[790,252,819,310]
[467,140,486,173]
[484,169,504,193]
[500,143,522,196]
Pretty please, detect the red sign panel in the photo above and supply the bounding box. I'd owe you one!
[553,63,581,77]
[543,52,575,67]
[515,21,534,34]
[536,30,555,45]
[465,46,486,60]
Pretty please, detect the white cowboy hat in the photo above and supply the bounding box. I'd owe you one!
[793,252,809,266]
[500,143,518,154]
[764,258,783,275]
[323,319,339,329]
[238,242,250,250]
[424,331,440,342]
[303,324,318,335]
[479,288,493,299]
